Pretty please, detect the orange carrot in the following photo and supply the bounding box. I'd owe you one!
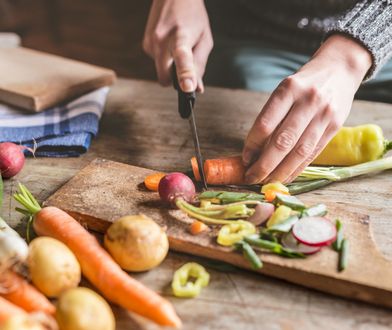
[144,172,166,191]
[191,155,245,185]
[264,190,277,202]
[0,270,55,315]
[189,220,209,235]
[14,185,181,328]
[0,296,26,324]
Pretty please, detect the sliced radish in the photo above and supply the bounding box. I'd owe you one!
[281,232,321,255]
[292,216,337,247]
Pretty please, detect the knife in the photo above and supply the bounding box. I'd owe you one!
[172,65,208,190]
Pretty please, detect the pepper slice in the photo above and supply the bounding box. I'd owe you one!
[217,220,256,246]
[172,262,210,298]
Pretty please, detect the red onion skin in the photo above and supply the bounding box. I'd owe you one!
[247,202,275,226]
[0,142,25,179]
[158,172,196,204]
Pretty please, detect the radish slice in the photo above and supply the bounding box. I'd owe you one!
[282,232,321,255]
[292,216,337,247]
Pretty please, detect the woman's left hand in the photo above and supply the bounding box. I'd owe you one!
[242,34,372,184]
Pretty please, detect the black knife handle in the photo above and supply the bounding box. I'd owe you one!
[171,64,195,119]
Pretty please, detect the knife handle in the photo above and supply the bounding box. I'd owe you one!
[171,64,195,119]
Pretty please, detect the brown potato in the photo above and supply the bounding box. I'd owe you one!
[0,315,45,330]
[55,287,115,330]
[28,237,81,298]
[104,214,169,272]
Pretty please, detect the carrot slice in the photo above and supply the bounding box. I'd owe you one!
[0,270,55,315]
[264,189,277,202]
[144,172,166,191]
[189,221,209,235]
[190,157,201,181]
[191,156,246,185]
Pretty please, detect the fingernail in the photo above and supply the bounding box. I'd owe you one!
[181,78,194,92]
[242,151,253,166]
[245,174,258,185]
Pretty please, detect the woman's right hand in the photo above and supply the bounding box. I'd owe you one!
[143,0,213,93]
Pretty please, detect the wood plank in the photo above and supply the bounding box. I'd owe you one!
[44,158,392,309]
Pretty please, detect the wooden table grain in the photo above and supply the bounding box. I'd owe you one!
[3,79,392,330]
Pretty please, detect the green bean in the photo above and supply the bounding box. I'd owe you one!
[332,219,344,252]
[338,239,349,271]
[236,241,263,269]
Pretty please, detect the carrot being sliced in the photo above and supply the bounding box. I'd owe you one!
[0,270,55,315]
[191,155,246,185]
[144,172,166,191]
[0,296,26,324]
[13,185,181,328]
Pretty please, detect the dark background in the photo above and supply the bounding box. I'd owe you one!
[0,0,156,79]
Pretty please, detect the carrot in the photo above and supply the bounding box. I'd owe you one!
[191,156,245,185]
[264,190,277,202]
[0,296,26,324]
[0,270,55,315]
[189,220,209,235]
[144,172,166,192]
[14,184,181,328]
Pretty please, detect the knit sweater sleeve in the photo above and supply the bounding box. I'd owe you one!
[326,0,392,80]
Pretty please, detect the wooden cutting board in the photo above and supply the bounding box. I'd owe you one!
[44,158,392,309]
[0,47,116,111]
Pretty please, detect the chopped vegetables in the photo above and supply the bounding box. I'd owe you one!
[261,182,289,194]
[189,221,209,235]
[313,124,392,166]
[171,263,210,298]
[266,205,292,228]
[217,221,256,246]
[247,203,275,226]
[267,215,299,233]
[144,172,166,191]
[292,217,337,247]
[302,204,327,218]
[199,191,264,204]
[236,241,262,269]
[338,239,349,271]
[281,232,321,255]
[332,219,344,252]
[274,194,305,211]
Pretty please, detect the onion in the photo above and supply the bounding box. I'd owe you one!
[0,142,26,179]
[247,203,275,226]
[158,172,196,204]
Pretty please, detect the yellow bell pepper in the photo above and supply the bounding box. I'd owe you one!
[217,220,256,246]
[266,205,292,228]
[313,124,392,166]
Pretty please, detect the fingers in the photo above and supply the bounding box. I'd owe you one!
[242,78,296,167]
[285,121,341,183]
[269,113,330,183]
[171,40,197,92]
[193,31,214,93]
[244,85,321,184]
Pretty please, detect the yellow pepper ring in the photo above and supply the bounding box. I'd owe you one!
[217,220,256,247]
[171,262,210,298]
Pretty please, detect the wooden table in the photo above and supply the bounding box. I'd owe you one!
[3,79,392,330]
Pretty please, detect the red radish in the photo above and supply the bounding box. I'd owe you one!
[247,202,275,226]
[158,172,196,204]
[282,232,321,255]
[0,142,25,179]
[292,216,337,247]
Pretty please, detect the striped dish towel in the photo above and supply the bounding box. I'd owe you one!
[0,87,110,157]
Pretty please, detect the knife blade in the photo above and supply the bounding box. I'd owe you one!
[172,65,208,190]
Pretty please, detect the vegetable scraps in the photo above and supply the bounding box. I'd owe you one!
[171,263,210,298]
[169,181,346,272]
[13,184,182,328]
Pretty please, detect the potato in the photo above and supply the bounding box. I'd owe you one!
[0,315,45,330]
[55,287,115,330]
[104,214,169,272]
[28,237,81,298]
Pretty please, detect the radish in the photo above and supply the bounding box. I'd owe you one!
[281,232,321,255]
[0,142,26,179]
[158,172,196,204]
[292,216,337,247]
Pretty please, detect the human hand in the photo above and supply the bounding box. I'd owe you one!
[143,0,213,93]
[242,35,372,184]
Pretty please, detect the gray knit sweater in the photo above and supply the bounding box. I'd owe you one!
[206,0,392,79]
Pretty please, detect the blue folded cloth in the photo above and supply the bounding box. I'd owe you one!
[0,87,110,157]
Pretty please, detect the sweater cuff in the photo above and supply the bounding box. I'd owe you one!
[325,0,392,81]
